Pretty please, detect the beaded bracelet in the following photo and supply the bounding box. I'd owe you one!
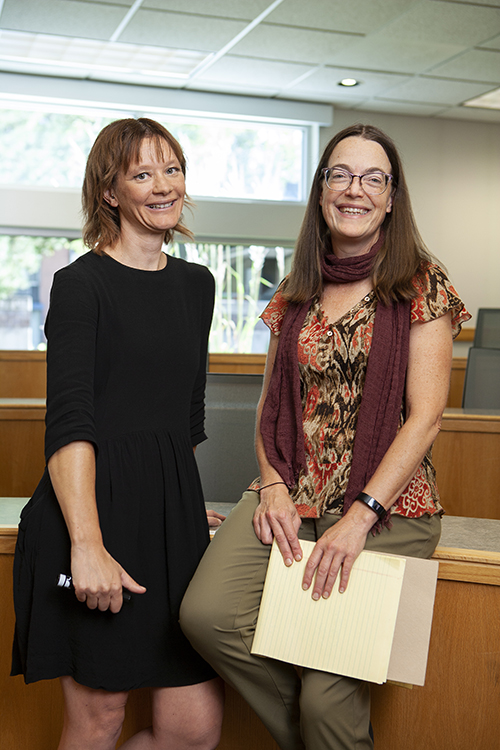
[356,491,387,519]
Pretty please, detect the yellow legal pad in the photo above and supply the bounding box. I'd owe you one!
[252,540,434,685]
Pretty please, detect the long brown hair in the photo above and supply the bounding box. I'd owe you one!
[82,117,193,253]
[283,124,432,305]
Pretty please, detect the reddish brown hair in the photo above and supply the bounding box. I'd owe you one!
[82,117,193,253]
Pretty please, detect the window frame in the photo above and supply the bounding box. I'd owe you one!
[0,73,332,204]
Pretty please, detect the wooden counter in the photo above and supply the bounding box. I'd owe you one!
[371,517,500,750]
[433,409,500,518]
[1,506,499,750]
[0,350,471,406]
[3,401,499,519]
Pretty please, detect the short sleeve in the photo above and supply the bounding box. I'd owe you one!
[410,263,471,339]
[260,284,290,336]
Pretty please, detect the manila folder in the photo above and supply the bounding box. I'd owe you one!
[251,539,438,686]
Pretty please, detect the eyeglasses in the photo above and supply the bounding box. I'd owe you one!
[322,167,393,195]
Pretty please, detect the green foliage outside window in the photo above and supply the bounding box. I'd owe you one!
[0,107,304,201]
[0,236,291,352]
[171,242,289,353]
[0,235,84,298]
[0,109,115,188]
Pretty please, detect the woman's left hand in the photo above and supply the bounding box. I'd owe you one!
[206,509,226,528]
[302,502,376,598]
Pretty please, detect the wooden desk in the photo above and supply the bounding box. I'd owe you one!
[433,409,500,519]
[1,507,499,750]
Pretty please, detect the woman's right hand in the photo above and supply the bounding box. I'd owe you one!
[71,543,146,614]
[48,442,146,614]
[253,484,303,566]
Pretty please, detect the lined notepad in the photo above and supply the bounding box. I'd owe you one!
[251,540,406,684]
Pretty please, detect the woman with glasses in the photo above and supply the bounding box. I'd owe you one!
[181,124,470,750]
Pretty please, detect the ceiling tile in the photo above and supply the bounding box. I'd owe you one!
[478,33,500,51]
[436,105,500,122]
[382,76,497,106]
[142,0,271,19]
[266,0,417,35]
[350,99,449,117]
[436,0,500,7]
[77,0,135,6]
[231,24,358,66]
[285,66,411,99]
[428,49,500,83]
[0,0,125,39]
[186,79,279,98]
[277,87,369,106]
[324,0,500,74]
[193,54,313,91]
[118,9,246,50]
[383,0,500,46]
[88,69,187,88]
[325,34,466,74]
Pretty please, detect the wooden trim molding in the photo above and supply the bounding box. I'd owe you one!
[433,546,500,585]
[441,408,500,434]
[450,357,467,371]
[209,353,266,374]
[0,529,17,554]
[0,351,46,362]
[455,327,474,342]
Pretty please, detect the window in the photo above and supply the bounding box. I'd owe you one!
[0,108,116,189]
[172,242,293,353]
[0,104,306,202]
[0,235,292,353]
[0,86,327,351]
[0,235,84,349]
[163,117,305,201]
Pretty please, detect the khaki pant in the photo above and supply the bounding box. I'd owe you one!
[180,491,441,750]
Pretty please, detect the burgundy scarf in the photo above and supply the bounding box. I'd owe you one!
[260,235,411,528]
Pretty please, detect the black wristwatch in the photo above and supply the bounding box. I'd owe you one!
[356,492,387,519]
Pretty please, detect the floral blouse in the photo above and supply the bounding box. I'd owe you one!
[252,263,471,519]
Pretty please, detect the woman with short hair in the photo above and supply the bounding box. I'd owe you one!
[12,117,224,750]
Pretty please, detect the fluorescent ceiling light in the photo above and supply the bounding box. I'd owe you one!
[0,29,206,80]
[463,87,500,110]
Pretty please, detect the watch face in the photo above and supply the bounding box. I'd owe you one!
[358,492,384,517]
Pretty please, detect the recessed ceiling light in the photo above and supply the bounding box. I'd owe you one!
[338,78,359,87]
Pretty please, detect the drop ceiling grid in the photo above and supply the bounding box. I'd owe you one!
[0,0,498,121]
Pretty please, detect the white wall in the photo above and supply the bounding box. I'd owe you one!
[0,187,305,246]
[322,110,500,331]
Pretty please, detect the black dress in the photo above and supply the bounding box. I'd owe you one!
[11,251,216,691]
